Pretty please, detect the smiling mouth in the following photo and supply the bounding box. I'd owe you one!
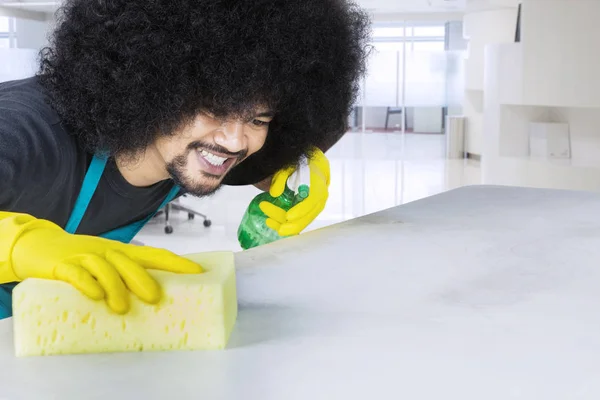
[195,149,237,177]
[200,149,228,166]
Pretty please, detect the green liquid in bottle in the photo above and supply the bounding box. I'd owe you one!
[238,184,309,250]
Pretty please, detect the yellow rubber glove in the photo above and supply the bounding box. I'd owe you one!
[259,148,330,237]
[0,212,203,314]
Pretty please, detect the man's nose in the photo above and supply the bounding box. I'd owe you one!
[214,120,246,153]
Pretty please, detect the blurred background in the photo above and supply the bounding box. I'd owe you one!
[3,0,593,254]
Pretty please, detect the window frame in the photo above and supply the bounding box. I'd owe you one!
[0,16,17,48]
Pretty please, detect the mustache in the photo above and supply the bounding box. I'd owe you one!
[187,142,247,159]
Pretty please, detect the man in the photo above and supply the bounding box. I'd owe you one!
[0,0,370,318]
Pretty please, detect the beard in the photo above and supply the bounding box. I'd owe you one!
[166,141,246,197]
[166,154,221,197]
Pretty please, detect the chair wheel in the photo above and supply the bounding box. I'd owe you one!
[165,226,174,234]
[188,213,195,220]
[203,219,212,227]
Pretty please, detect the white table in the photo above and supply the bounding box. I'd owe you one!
[1,185,600,400]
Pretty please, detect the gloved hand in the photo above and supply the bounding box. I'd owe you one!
[1,212,202,314]
[259,148,330,237]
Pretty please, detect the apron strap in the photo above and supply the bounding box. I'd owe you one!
[64,154,108,234]
[65,152,181,243]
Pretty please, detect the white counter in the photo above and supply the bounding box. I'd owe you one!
[1,185,599,399]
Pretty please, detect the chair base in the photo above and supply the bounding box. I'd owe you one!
[155,202,211,234]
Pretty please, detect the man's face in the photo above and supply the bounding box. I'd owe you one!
[156,109,272,196]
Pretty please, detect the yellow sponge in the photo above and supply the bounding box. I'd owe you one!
[12,251,237,357]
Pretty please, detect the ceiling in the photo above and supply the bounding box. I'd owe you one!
[0,0,518,18]
[357,0,467,13]
[0,0,58,14]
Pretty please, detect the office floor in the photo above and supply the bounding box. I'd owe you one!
[136,132,481,254]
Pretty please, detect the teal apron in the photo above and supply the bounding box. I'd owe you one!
[0,154,180,319]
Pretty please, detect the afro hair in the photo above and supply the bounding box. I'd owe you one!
[38,0,371,184]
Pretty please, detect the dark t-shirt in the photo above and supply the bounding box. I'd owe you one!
[0,77,266,236]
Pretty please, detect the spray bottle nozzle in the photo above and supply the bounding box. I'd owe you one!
[297,184,309,199]
[286,157,311,199]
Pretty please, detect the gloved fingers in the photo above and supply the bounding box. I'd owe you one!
[53,262,105,301]
[265,218,281,232]
[269,166,296,197]
[106,250,161,305]
[286,171,328,221]
[308,158,329,188]
[78,254,130,315]
[259,201,287,224]
[286,193,324,222]
[278,199,326,237]
[129,246,203,274]
[308,148,331,184]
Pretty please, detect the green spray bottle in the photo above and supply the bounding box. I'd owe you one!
[237,160,310,250]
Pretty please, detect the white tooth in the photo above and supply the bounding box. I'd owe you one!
[209,154,226,163]
[199,150,227,167]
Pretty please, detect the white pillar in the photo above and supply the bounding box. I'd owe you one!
[445,21,468,51]
[462,7,518,158]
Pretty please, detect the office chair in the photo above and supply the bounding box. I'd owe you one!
[385,107,403,131]
[155,195,212,234]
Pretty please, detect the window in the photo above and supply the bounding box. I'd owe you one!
[373,26,409,38]
[412,26,445,37]
[373,41,404,52]
[372,23,445,41]
[362,21,453,113]
[0,17,15,49]
[412,41,445,52]
[0,17,9,33]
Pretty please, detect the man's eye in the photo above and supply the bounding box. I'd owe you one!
[252,119,270,127]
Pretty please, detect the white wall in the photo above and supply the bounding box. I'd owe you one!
[521,0,600,108]
[15,15,54,50]
[480,0,600,192]
[463,9,517,91]
[483,42,600,190]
